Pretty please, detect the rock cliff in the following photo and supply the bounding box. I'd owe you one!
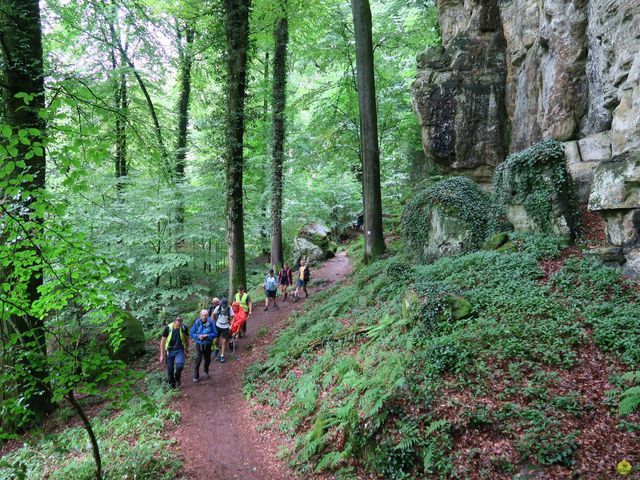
[413,0,640,274]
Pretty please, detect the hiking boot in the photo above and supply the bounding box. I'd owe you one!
[193,377,199,383]
[169,382,176,389]
[204,372,210,380]
[220,355,226,363]
[176,379,181,387]
[264,306,268,311]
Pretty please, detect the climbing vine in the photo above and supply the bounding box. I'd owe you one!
[401,176,506,259]
[493,139,577,234]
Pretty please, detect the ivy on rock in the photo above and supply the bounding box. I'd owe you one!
[401,176,507,262]
[493,139,578,236]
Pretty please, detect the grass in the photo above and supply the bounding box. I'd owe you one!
[0,372,181,480]
[244,234,640,478]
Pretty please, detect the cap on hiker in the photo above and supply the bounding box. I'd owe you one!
[220,297,228,307]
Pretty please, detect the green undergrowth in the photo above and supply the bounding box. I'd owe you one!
[244,235,640,478]
[0,372,181,480]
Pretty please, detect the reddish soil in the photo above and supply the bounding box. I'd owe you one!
[172,252,352,480]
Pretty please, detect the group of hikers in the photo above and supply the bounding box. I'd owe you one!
[159,260,312,388]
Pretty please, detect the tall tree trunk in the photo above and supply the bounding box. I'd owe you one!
[224,0,251,297]
[224,0,251,298]
[270,11,288,269]
[0,0,54,421]
[115,69,128,178]
[175,25,194,180]
[174,24,194,286]
[351,0,385,262]
[110,42,128,182]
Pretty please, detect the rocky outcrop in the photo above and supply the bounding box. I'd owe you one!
[412,0,510,186]
[589,152,640,276]
[414,0,639,161]
[413,0,640,273]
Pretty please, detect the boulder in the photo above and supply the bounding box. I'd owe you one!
[493,140,577,236]
[112,311,146,361]
[588,152,640,212]
[424,206,473,262]
[292,237,325,265]
[294,223,337,264]
[482,232,510,251]
[402,176,506,262]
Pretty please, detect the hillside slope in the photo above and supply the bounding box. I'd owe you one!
[246,237,639,479]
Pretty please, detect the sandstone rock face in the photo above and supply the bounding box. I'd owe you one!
[412,0,509,186]
[414,0,640,273]
[589,152,640,276]
[414,0,639,156]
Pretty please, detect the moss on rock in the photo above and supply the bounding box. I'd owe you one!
[483,232,510,250]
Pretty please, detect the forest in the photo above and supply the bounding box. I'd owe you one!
[1,0,639,479]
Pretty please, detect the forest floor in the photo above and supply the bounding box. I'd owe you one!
[172,251,352,480]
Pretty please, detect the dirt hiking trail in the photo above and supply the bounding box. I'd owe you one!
[173,252,352,480]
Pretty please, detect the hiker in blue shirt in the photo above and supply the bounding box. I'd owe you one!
[190,309,217,383]
[264,268,280,311]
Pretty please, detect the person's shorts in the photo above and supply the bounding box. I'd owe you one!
[280,281,289,287]
[216,326,230,339]
[297,279,308,288]
[266,289,277,298]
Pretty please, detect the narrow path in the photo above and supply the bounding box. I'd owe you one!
[174,252,352,480]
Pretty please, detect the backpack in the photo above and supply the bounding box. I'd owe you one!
[265,275,278,290]
[217,305,231,318]
[302,265,311,281]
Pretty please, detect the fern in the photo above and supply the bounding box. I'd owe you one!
[395,420,420,451]
[620,371,640,415]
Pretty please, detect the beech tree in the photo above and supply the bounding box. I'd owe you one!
[224,0,251,296]
[270,2,289,269]
[351,0,385,262]
[0,0,53,422]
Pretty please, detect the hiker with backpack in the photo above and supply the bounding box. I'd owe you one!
[160,316,190,388]
[190,309,217,383]
[212,297,234,363]
[293,259,311,301]
[264,268,280,311]
[278,262,293,301]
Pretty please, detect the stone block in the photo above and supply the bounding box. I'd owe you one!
[577,131,611,163]
[563,141,581,164]
[588,151,640,211]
